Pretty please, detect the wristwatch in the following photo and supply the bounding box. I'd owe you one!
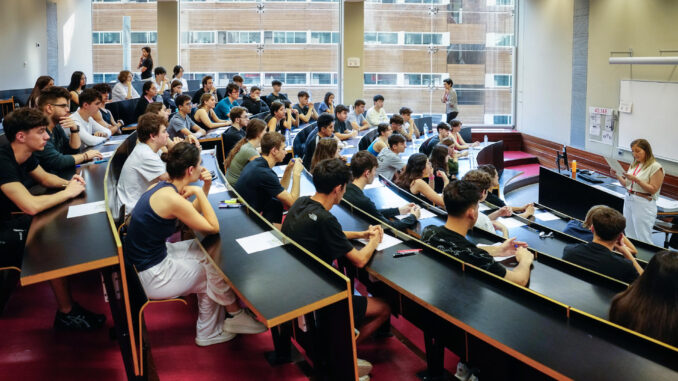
[71,127,80,133]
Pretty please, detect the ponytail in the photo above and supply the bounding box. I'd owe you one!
[224,119,267,169]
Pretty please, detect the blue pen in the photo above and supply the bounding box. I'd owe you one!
[93,159,109,164]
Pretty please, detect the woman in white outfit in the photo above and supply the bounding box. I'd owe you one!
[124,142,266,346]
[612,139,664,244]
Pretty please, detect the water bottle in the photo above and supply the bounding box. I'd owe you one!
[423,123,430,138]
[484,135,488,144]
[285,130,291,147]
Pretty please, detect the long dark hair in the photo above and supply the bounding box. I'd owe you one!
[67,71,85,92]
[609,250,678,346]
[323,92,334,107]
[142,46,153,62]
[172,65,183,79]
[430,145,449,175]
[395,153,428,189]
[27,76,53,108]
[311,138,338,171]
[161,142,200,180]
[224,119,267,170]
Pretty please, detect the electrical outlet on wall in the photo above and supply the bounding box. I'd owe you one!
[347,57,360,67]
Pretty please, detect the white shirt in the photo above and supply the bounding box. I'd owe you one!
[475,212,496,234]
[67,110,111,147]
[178,77,189,92]
[117,142,166,214]
[111,82,140,102]
[366,107,389,127]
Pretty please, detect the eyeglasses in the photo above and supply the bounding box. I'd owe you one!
[50,103,70,109]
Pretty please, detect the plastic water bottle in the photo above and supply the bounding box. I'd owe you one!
[484,135,488,144]
[423,123,430,138]
[285,130,291,147]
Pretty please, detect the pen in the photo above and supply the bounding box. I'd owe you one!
[220,199,238,204]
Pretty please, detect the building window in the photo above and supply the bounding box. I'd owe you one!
[487,0,513,6]
[311,73,338,85]
[93,73,119,83]
[264,31,307,44]
[404,74,443,87]
[131,32,157,44]
[364,32,398,45]
[404,33,443,45]
[185,72,216,81]
[455,86,485,105]
[218,31,261,44]
[364,73,398,86]
[310,32,340,44]
[485,114,512,125]
[92,32,121,45]
[181,31,216,44]
[485,74,512,88]
[486,33,514,47]
[447,44,486,65]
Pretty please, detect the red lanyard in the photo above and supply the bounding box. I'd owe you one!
[630,164,642,189]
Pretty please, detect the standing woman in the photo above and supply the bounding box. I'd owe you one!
[124,142,266,346]
[612,139,665,244]
[194,93,230,131]
[225,119,267,186]
[26,75,54,108]
[112,70,139,102]
[137,46,153,80]
[442,78,458,123]
[395,153,447,208]
[172,65,189,92]
[67,71,86,112]
[317,92,335,114]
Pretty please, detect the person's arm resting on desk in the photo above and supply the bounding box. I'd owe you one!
[478,237,534,286]
[1,169,85,216]
[344,225,384,268]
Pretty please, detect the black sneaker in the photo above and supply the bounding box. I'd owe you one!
[54,303,106,330]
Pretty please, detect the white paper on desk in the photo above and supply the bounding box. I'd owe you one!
[604,157,626,176]
[657,197,678,210]
[592,184,625,197]
[67,201,106,218]
[208,181,228,195]
[611,181,623,187]
[357,233,402,251]
[497,217,525,229]
[100,151,115,158]
[494,254,516,262]
[396,208,437,220]
[534,211,561,221]
[103,140,119,146]
[343,153,353,160]
[478,203,490,212]
[236,231,284,254]
[364,181,385,189]
[211,127,228,135]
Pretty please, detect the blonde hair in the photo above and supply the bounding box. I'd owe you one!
[583,205,606,229]
[199,93,215,109]
[630,139,656,168]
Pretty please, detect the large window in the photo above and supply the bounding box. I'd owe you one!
[364,1,515,125]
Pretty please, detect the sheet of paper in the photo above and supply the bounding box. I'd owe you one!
[100,151,115,158]
[601,129,613,145]
[589,113,601,136]
[657,197,678,210]
[592,184,625,197]
[478,203,490,212]
[534,211,561,221]
[603,157,626,176]
[396,208,437,220]
[103,140,119,146]
[610,181,623,187]
[357,233,402,251]
[67,201,106,218]
[236,231,284,254]
[497,217,525,229]
[494,254,516,262]
[364,181,385,189]
[208,181,228,195]
[343,144,355,149]
[211,127,228,135]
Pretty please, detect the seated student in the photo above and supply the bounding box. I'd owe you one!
[399,107,420,139]
[1,108,106,329]
[153,66,170,95]
[265,101,293,133]
[430,145,455,194]
[310,138,342,171]
[294,91,319,124]
[448,119,479,151]
[422,180,534,285]
[194,93,230,131]
[333,104,359,141]
[67,71,86,113]
[264,80,288,107]
[377,134,407,181]
[125,142,266,346]
[235,131,304,224]
[303,113,336,170]
[609,250,678,347]
[35,86,102,174]
[346,151,420,231]
[390,115,413,141]
[134,81,158,123]
[241,86,270,115]
[111,70,139,102]
[232,75,247,97]
[67,89,112,147]
[281,158,390,375]
[285,99,300,128]
[117,113,174,213]
[462,170,511,238]
[347,99,371,132]
[163,79,184,110]
[366,95,389,127]
[91,83,122,135]
[395,153,447,208]
[225,119,267,186]
[192,75,217,105]
[214,83,240,121]
[366,123,392,156]
[168,95,206,139]
[564,205,638,255]
[563,206,643,283]
[477,164,535,218]
[146,102,171,124]
[172,65,189,92]
[439,137,463,177]
[317,92,335,114]
[26,75,54,109]
[222,107,249,158]
[419,122,451,156]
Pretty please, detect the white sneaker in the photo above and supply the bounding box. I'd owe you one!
[223,309,267,334]
[195,330,237,347]
[358,358,373,377]
[455,361,471,381]
[358,376,370,381]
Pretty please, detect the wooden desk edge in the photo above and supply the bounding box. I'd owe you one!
[20,255,119,286]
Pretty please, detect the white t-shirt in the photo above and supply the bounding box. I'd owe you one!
[475,212,496,234]
[67,110,112,147]
[117,142,166,214]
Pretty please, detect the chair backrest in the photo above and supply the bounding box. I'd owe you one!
[358,128,378,151]
[413,116,433,135]
[0,97,15,123]
[216,87,226,100]
[293,127,316,157]
[186,79,200,91]
[459,126,472,143]
[252,111,269,121]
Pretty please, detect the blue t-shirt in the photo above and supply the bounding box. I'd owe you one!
[214,97,240,120]
[563,220,594,242]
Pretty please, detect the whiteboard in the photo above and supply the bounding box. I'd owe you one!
[618,80,678,162]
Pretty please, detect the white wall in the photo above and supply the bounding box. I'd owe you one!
[0,0,48,90]
[516,0,574,145]
[56,0,93,87]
